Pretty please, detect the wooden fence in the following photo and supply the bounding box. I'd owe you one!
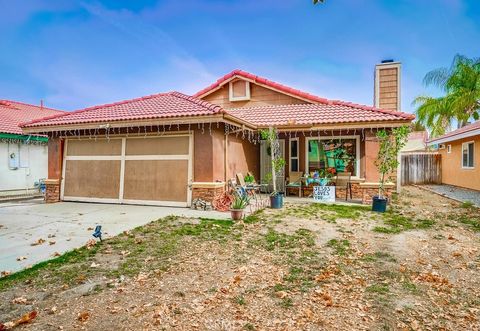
[401,153,442,185]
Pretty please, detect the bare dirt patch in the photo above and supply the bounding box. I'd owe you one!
[1,187,479,330]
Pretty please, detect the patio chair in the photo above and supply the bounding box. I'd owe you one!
[335,171,352,201]
[236,173,261,208]
[285,171,303,197]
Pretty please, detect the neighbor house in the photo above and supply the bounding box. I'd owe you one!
[21,62,414,206]
[428,121,480,191]
[401,131,428,153]
[0,100,63,196]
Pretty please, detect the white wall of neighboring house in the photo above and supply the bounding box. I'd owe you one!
[0,141,48,192]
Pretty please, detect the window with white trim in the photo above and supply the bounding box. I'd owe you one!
[229,80,250,101]
[289,138,299,172]
[447,145,451,153]
[306,136,360,177]
[462,141,474,168]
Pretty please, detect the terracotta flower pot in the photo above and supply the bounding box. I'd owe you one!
[230,209,244,221]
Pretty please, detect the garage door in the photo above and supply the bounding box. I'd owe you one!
[61,134,192,207]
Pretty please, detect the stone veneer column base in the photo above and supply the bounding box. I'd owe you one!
[335,182,363,200]
[191,182,225,204]
[45,179,61,203]
[359,182,395,205]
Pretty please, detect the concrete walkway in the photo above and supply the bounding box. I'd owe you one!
[420,184,480,208]
[0,199,227,274]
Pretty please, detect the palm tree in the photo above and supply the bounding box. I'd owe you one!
[413,55,480,137]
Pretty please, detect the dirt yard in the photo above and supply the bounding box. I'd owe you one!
[1,186,479,330]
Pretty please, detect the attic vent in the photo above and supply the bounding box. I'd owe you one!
[229,79,250,102]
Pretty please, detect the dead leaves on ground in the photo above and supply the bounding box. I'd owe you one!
[77,311,90,322]
[0,311,37,330]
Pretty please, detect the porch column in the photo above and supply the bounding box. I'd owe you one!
[45,136,63,203]
[364,130,380,182]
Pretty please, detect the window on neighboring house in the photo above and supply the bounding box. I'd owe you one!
[307,137,359,177]
[462,141,475,168]
[447,145,451,153]
[229,80,250,101]
[289,138,299,172]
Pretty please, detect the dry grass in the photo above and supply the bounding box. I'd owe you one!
[1,186,479,330]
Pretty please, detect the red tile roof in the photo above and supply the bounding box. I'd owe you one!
[194,69,414,123]
[0,100,64,135]
[21,92,224,128]
[428,121,480,143]
[228,103,412,127]
[194,69,331,103]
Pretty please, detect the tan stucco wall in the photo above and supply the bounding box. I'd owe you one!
[438,135,480,191]
[193,126,226,183]
[226,134,259,181]
[364,131,381,182]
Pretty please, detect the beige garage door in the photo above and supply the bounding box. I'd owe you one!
[62,135,192,207]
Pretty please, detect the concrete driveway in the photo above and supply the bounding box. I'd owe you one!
[0,199,227,274]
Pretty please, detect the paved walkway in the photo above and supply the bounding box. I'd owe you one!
[420,184,480,207]
[0,199,227,274]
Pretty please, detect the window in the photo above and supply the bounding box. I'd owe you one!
[229,80,250,101]
[307,137,359,177]
[289,138,299,172]
[462,141,474,168]
[447,145,451,153]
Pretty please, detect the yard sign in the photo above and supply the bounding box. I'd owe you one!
[313,186,335,203]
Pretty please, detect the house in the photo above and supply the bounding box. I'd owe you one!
[21,62,414,206]
[401,131,428,153]
[428,121,480,191]
[0,100,63,196]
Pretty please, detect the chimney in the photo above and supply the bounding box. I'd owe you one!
[40,99,44,109]
[374,60,401,111]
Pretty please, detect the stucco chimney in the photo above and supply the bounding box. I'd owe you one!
[374,60,401,111]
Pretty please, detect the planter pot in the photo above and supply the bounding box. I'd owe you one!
[319,178,329,186]
[230,209,244,221]
[270,193,284,209]
[372,196,388,213]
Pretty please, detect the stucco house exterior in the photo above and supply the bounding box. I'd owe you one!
[0,100,63,196]
[428,121,480,191]
[21,63,414,206]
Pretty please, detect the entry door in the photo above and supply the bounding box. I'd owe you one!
[260,139,285,193]
[61,134,192,207]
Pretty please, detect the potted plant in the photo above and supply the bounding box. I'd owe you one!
[244,173,255,184]
[318,168,336,186]
[373,126,409,212]
[260,127,286,209]
[230,193,250,220]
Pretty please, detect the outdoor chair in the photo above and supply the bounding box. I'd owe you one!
[335,171,352,201]
[236,173,262,208]
[285,171,303,197]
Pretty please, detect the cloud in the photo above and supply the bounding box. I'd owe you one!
[79,1,215,83]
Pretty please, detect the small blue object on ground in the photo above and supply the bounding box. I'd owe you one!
[92,225,102,241]
[421,184,480,208]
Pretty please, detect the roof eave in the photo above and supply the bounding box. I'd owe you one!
[255,120,412,131]
[427,128,480,146]
[21,113,254,134]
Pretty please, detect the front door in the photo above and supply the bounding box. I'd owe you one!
[260,139,285,193]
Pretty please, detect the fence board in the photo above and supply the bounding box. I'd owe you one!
[401,153,441,185]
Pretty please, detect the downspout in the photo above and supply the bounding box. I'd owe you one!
[224,132,228,183]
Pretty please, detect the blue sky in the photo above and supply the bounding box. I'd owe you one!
[0,0,479,113]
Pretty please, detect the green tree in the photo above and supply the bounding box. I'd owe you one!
[313,0,325,4]
[375,126,409,199]
[413,55,480,137]
[260,127,285,196]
